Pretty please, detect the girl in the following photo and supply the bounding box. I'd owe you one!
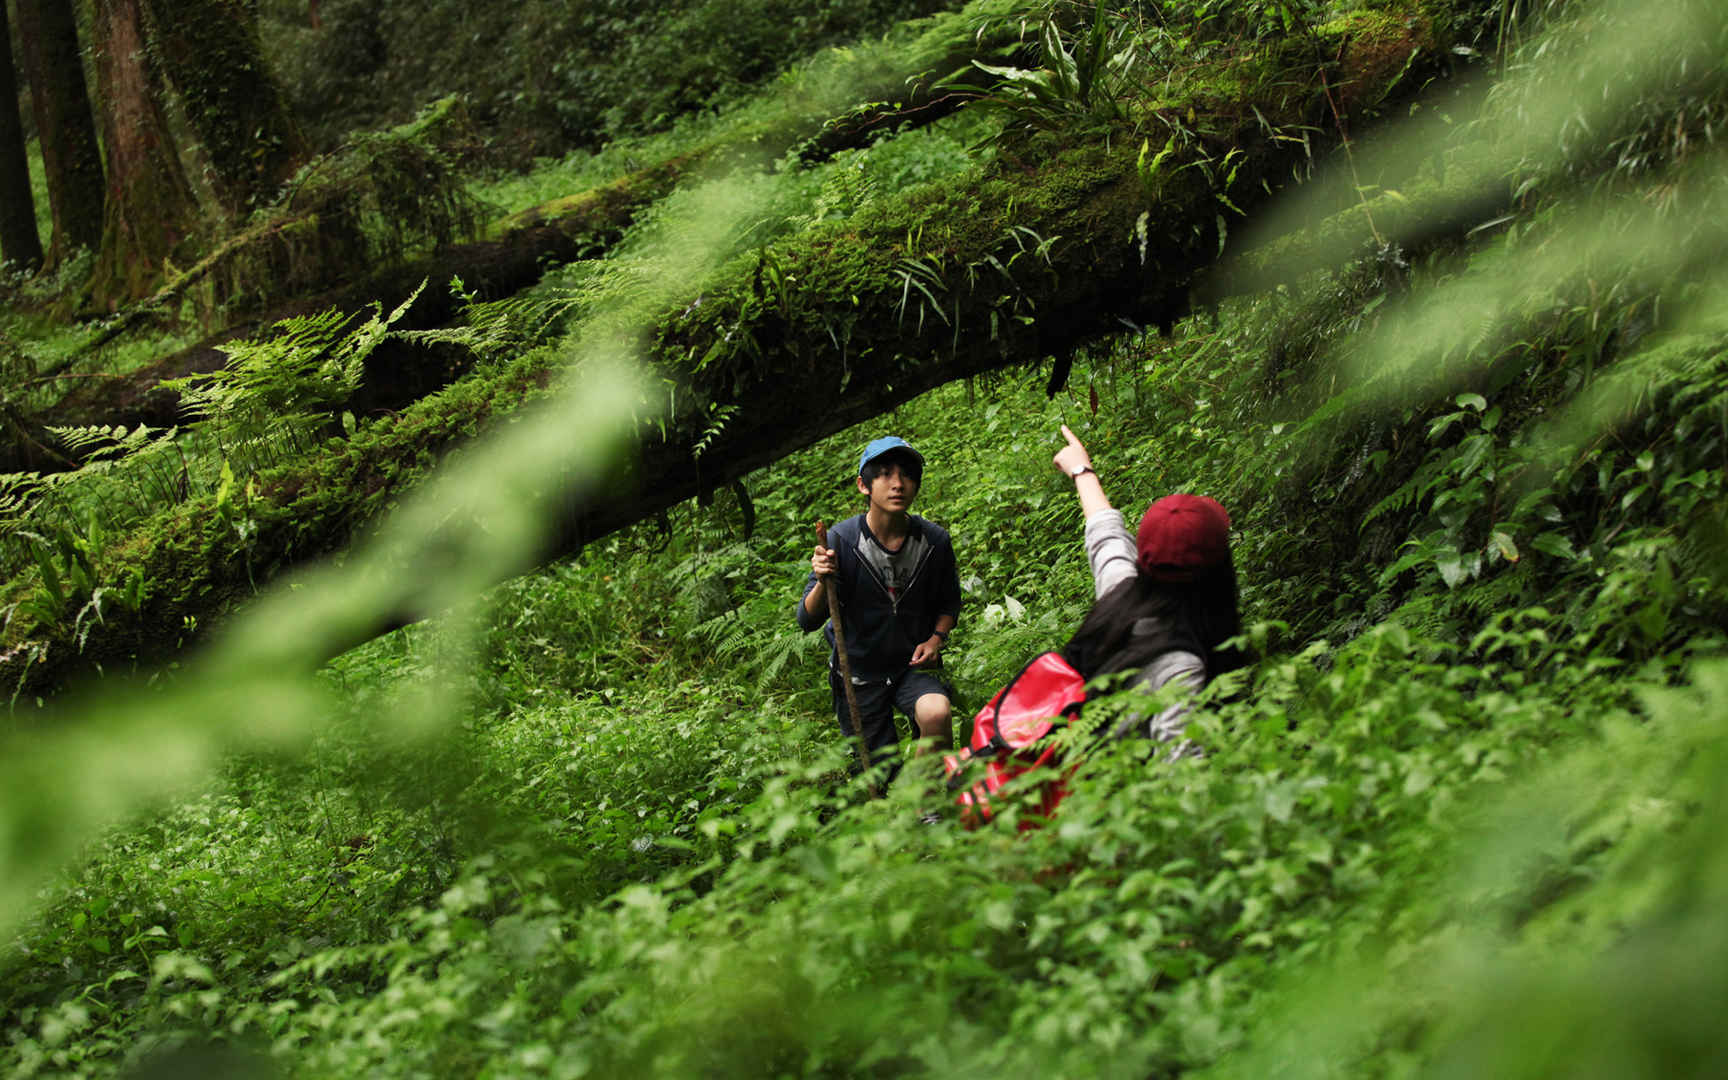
[1051,424,1243,751]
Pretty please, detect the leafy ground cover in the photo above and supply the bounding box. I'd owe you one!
[4,240,1725,1071]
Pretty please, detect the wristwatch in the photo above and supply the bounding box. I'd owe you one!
[933,628,951,642]
[1069,464,1094,478]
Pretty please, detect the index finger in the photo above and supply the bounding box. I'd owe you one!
[1060,423,1083,447]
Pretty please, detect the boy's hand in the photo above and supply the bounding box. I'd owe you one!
[1053,424,1093,476]
[910,635,943,667]
[811,544,837,577]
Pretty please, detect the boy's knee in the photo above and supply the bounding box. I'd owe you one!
[913,692,951,734]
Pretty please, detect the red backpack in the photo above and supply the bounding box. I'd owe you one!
[943,652,1086,827]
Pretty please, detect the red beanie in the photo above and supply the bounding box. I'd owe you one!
[1136,494,1231,581]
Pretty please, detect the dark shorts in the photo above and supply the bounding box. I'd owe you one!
[828,667,952,758]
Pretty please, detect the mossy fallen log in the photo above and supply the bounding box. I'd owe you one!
[6,6,1026,478]
[1,3,1459,700]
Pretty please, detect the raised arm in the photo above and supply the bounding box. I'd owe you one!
[1055,425,1139,599]
[1053,424,1113,518]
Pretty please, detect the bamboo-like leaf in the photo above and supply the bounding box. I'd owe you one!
[1041,18,1079,102]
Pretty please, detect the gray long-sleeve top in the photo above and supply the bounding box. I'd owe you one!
[1083,508,1206,749]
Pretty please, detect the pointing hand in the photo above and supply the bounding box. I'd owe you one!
[1053,423,1093,477]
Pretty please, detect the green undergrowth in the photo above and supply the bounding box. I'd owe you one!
[5,237,1726,1071]
[0,305,566,690]
[0,314,198,417]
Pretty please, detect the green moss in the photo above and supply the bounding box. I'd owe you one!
[0,345,563,691]
[495,152,705,242]
[1317,2,1428,38]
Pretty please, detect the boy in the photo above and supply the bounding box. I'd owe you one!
[796,436,961,766]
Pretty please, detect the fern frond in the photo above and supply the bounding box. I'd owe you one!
[0,472,45,525]
[45,424,126,455]
[1377,538,1437,587]
[673,541,755,583]
[692,403,739,461]
[692,616,751,659]
[756,628,814,689]
[1362,459,1440,529]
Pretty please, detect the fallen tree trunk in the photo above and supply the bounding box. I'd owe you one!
[15,220,604,437]
[1,5,1458,699]
[4,16,1022,476]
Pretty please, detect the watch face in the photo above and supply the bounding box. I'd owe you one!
[1071,464,1088,476]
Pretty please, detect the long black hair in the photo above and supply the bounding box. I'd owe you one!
[1059,557,1243,682]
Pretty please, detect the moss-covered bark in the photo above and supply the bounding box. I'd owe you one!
[88,0,201,311]
[144,0,308,217]
[1,2,1459,699]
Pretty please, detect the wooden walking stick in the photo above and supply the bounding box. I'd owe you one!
[817,521,880,797]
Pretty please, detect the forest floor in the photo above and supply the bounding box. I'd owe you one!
[4,293,1725,1073]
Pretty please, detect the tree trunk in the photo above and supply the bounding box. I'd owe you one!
[0,0,44,272]
[143,0,307,217]
[88,0,201,310]
[12,0,105,269]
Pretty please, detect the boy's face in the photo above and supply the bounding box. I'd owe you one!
[857,458,920,515]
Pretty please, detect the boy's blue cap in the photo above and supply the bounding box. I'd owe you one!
[859,436,923,475]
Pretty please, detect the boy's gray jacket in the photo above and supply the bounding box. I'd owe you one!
[796,514,961,679]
